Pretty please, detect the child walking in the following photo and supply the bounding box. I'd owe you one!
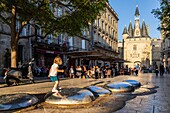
[48,56,64,97]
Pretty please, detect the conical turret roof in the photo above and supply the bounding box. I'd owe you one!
[141,20,148,37]
[128,21,133,37]
[122,25,128,35]
[135,5,140,17]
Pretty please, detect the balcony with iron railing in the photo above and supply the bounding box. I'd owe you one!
[68,46,88,52]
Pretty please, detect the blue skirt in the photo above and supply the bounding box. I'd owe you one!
[50,76,58,82]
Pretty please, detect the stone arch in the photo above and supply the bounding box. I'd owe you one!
[134,61,141,67]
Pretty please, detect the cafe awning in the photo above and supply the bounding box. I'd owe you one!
[62,50,117,61]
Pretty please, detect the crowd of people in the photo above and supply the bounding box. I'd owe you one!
[18,60,170,79]
[15,56,169,97]
[68,65,118,79]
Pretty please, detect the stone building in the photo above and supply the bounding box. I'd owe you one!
[161,36,170,72]
[159,1,170,73]
[33,1,119,68]
[151,38,161,67]
[160,1,170,72]
[122,6,152,69]
[161,35,170,70]
[118,41,123,60]
[0,21,36,69]
[0,1,119,70]
[66,2,119,68]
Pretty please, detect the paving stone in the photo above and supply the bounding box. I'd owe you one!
[124,102,153,112]
[141,84,159,89]
[131,87,157,96]
[112,94,137,102]
[154,105,170,113]
[114,109,137,113]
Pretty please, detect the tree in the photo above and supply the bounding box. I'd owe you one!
[0,0,107,68]
[152,0,170,37]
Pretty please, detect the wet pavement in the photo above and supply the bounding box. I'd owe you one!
[0,73,170,113]
[115,73,170,113]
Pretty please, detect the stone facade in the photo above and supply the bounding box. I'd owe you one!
[160,24,170,71]
[118,41,123,59]
[0,22,35,68]
[94,2,118,52]
[66,2,118,68]
[151,38,161,67]
[122,6,152,69]
[0,23,11,68]
[123,37,152,68]
[0,1,118,69]
[160,1,170,72]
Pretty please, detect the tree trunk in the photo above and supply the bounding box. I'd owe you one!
[10,5,18,68]
[11,37,18,68]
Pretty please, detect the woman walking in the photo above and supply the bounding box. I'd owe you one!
[48,56,64,97]
[155,65,159,77]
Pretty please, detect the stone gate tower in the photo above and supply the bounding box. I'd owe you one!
[122,5,152,69]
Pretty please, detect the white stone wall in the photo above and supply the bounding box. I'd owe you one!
[124,37,152,68]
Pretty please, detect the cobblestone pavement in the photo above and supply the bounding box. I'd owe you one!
[0,73,170,113]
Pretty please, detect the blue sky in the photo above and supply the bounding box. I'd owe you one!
[108,0,161,40]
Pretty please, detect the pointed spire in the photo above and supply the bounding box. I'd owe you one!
[135,5,140,17]
[122,25,128,35]
[128,21,133,37]
[141,20,148,37]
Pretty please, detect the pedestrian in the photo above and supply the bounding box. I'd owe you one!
[81,65,87,79]
[18,62,22,68]
[95,65,100,79]
[27,61,35,83]
[69,66,75,78]
[155,65,159,77]
[159,64,164,76]
[48,56,64,97]
[76,66,82,78]
[135,64,140,76]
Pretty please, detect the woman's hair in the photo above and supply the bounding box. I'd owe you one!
[53,56,62,65]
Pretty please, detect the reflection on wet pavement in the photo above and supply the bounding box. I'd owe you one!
[115,73,170,113]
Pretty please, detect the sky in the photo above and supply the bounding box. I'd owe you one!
[108,0,161,40]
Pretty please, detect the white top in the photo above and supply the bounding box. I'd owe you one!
[49,63,59,76]
[70,68,74,73]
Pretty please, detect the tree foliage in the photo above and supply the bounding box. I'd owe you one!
[152,0,170,37]
[0,0,107,37]
[0,0,107,68]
